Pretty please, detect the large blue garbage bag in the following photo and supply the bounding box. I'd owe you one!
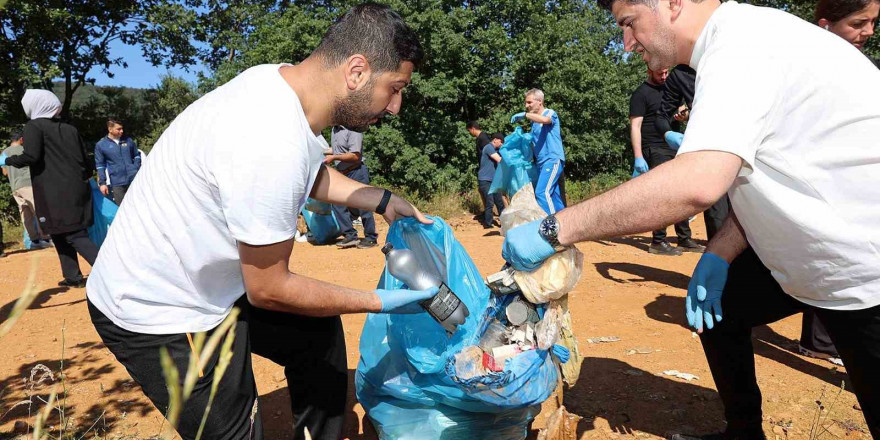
[301,198,341,245]
[88,180,118,248]
[356,217,558,439]
[489,127,538,197]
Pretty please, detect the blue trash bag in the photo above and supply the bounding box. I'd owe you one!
[356,217,558,439]
[301,198,341,244]
[489,127,538,197]
[88,180,118,248]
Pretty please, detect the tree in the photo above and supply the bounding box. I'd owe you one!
[140,75,200,152]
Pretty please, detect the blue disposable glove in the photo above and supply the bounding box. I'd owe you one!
[664,131,684,150]
[376,285,439,314]
[502,219,556,272]
[686,252,729,332]
[0,152,7,166]
[510,112,526,124]
[550,344,570,363]
[632,157,649,177]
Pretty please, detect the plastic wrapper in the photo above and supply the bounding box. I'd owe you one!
[554,297,583,386]
[300,198,340,244]
[490,127,538,198]
[356,217,558,439]
[87,180,119,248]
[535,303,561,350]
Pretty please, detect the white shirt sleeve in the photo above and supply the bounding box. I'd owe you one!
[215,136,311,246]
[678,45,784,171]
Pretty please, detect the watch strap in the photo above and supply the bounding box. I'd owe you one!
[375,189,393,215]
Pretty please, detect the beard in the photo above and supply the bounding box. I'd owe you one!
[644,23,678,71]
[332,78,385,133]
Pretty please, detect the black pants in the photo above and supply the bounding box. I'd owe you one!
[704,195,730,241]
[800,311,838,356]
[111,184,130,205]
[643,146,692,243]
[331,164,377,241]
[699,248,880,437]
[477,180,504,227]
[88,296,347,440]
[50,228,98,282]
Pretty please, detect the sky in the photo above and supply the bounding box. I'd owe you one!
[85,39,206,89]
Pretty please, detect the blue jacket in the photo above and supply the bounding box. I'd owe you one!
[95,136,141,187]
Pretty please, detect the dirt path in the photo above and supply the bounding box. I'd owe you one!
[0,216,869,439]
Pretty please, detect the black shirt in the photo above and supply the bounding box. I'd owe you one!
[630,82,679,149]
[474,131,491,175]
[655,65,696,135]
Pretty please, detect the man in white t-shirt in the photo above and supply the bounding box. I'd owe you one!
[85,5,435,440]
[499,0,880,438]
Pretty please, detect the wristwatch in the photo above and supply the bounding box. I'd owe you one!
[539,215,565,251]
[375,189,393,215]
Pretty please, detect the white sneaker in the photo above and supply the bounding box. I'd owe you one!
[294,231,309,243]
[798,344,844,366]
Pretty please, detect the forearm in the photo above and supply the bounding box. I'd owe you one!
[247,272,380,316]
[630,125,643,158]
[4,152,37,168]
[556,151,741,245]
[525,113,552,124]
[705,210,748,263]
[329,152,361,163]
[309,164,385,210]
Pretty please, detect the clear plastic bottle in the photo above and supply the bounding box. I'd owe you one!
[381,243,469,334]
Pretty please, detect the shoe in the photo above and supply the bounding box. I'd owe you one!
[677,238,706,253]
[798,344,844,366]
[294,231,309,243]
[482,224,493,229]
[352,218,363,227]
[32,240,51,249]
[671,428,767,440]
[649,241,683,256]
[357,238,378,249]
[336,236,360,249]
[58,278,86,288]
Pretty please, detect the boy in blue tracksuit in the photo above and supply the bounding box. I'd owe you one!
[95,119,141,205]
[510,88,565,214]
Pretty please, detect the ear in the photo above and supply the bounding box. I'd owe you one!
[817,18,831,30]
[343,54,371,91]
[669,0,684,20]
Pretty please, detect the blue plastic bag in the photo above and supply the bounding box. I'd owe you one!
[301,198,341,244]
[88,180,118,248]
[356,217,558,439]
[489,127,538,197]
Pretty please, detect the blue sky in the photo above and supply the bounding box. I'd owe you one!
[85,39,206,89]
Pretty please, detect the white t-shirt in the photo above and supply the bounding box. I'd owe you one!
[678,2,880,310]
[87,64,328,334]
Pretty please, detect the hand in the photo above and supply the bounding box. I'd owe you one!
[502,219,556,271]
[632,157,649,177]
[550,344,570,363]
[323,155,335,165]
[674,106,690,122]
[99,185,109,196]
[382,194,433,225]
[0,152,7,166]
[510,112,526,124]
[686,252,729,333]
[376,286,439,314]
[664,131,684,150]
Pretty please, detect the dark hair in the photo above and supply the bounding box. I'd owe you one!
[597,0,707,12]
[466,120,481,130]
[491,132,505,141]
[314,3,423,74]
[815,0,878,22]
[9,129,23,142]
[107,118,123,129]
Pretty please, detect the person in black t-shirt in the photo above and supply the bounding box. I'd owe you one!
[467,120,492,216]
[629,68,705,255]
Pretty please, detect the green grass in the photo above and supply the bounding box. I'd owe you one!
[2,219,24,251]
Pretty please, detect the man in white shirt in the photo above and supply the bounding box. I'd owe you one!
[86,5,436,440]
[500,0,880,438]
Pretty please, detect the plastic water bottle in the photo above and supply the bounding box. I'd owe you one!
[381,243,469,334]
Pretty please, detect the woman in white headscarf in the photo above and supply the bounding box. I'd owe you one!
[0,89,98,287]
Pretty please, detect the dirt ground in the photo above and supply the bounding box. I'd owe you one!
[0,215,870,439]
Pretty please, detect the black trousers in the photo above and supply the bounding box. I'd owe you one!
[477,180,504,227]
[704,195,730,241]
[50,228,98,282]
[699,248,880,437]
[643,146,692,243]
[88,296,348,440]
[111,184,130,206]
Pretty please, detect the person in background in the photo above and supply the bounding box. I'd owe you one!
[95,118,141,205]
[510,89,565,215]
[477,132,504,229]
[2,129,51,249]
[327,125,378,249]
[467,120,492,214]
[0,90,98,288]
[817,0,880,66]
[629,67,705,255]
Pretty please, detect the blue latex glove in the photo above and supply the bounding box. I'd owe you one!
[664,131,684,150]
[502,219,556,271]
[376,285,439,314]
[632,157,649,177]
[551,344,570,363]
[0,152,7,166]
[686,252,729,332]
[510,112,526,124]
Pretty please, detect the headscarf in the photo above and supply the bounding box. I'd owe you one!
[21,89,62,120]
